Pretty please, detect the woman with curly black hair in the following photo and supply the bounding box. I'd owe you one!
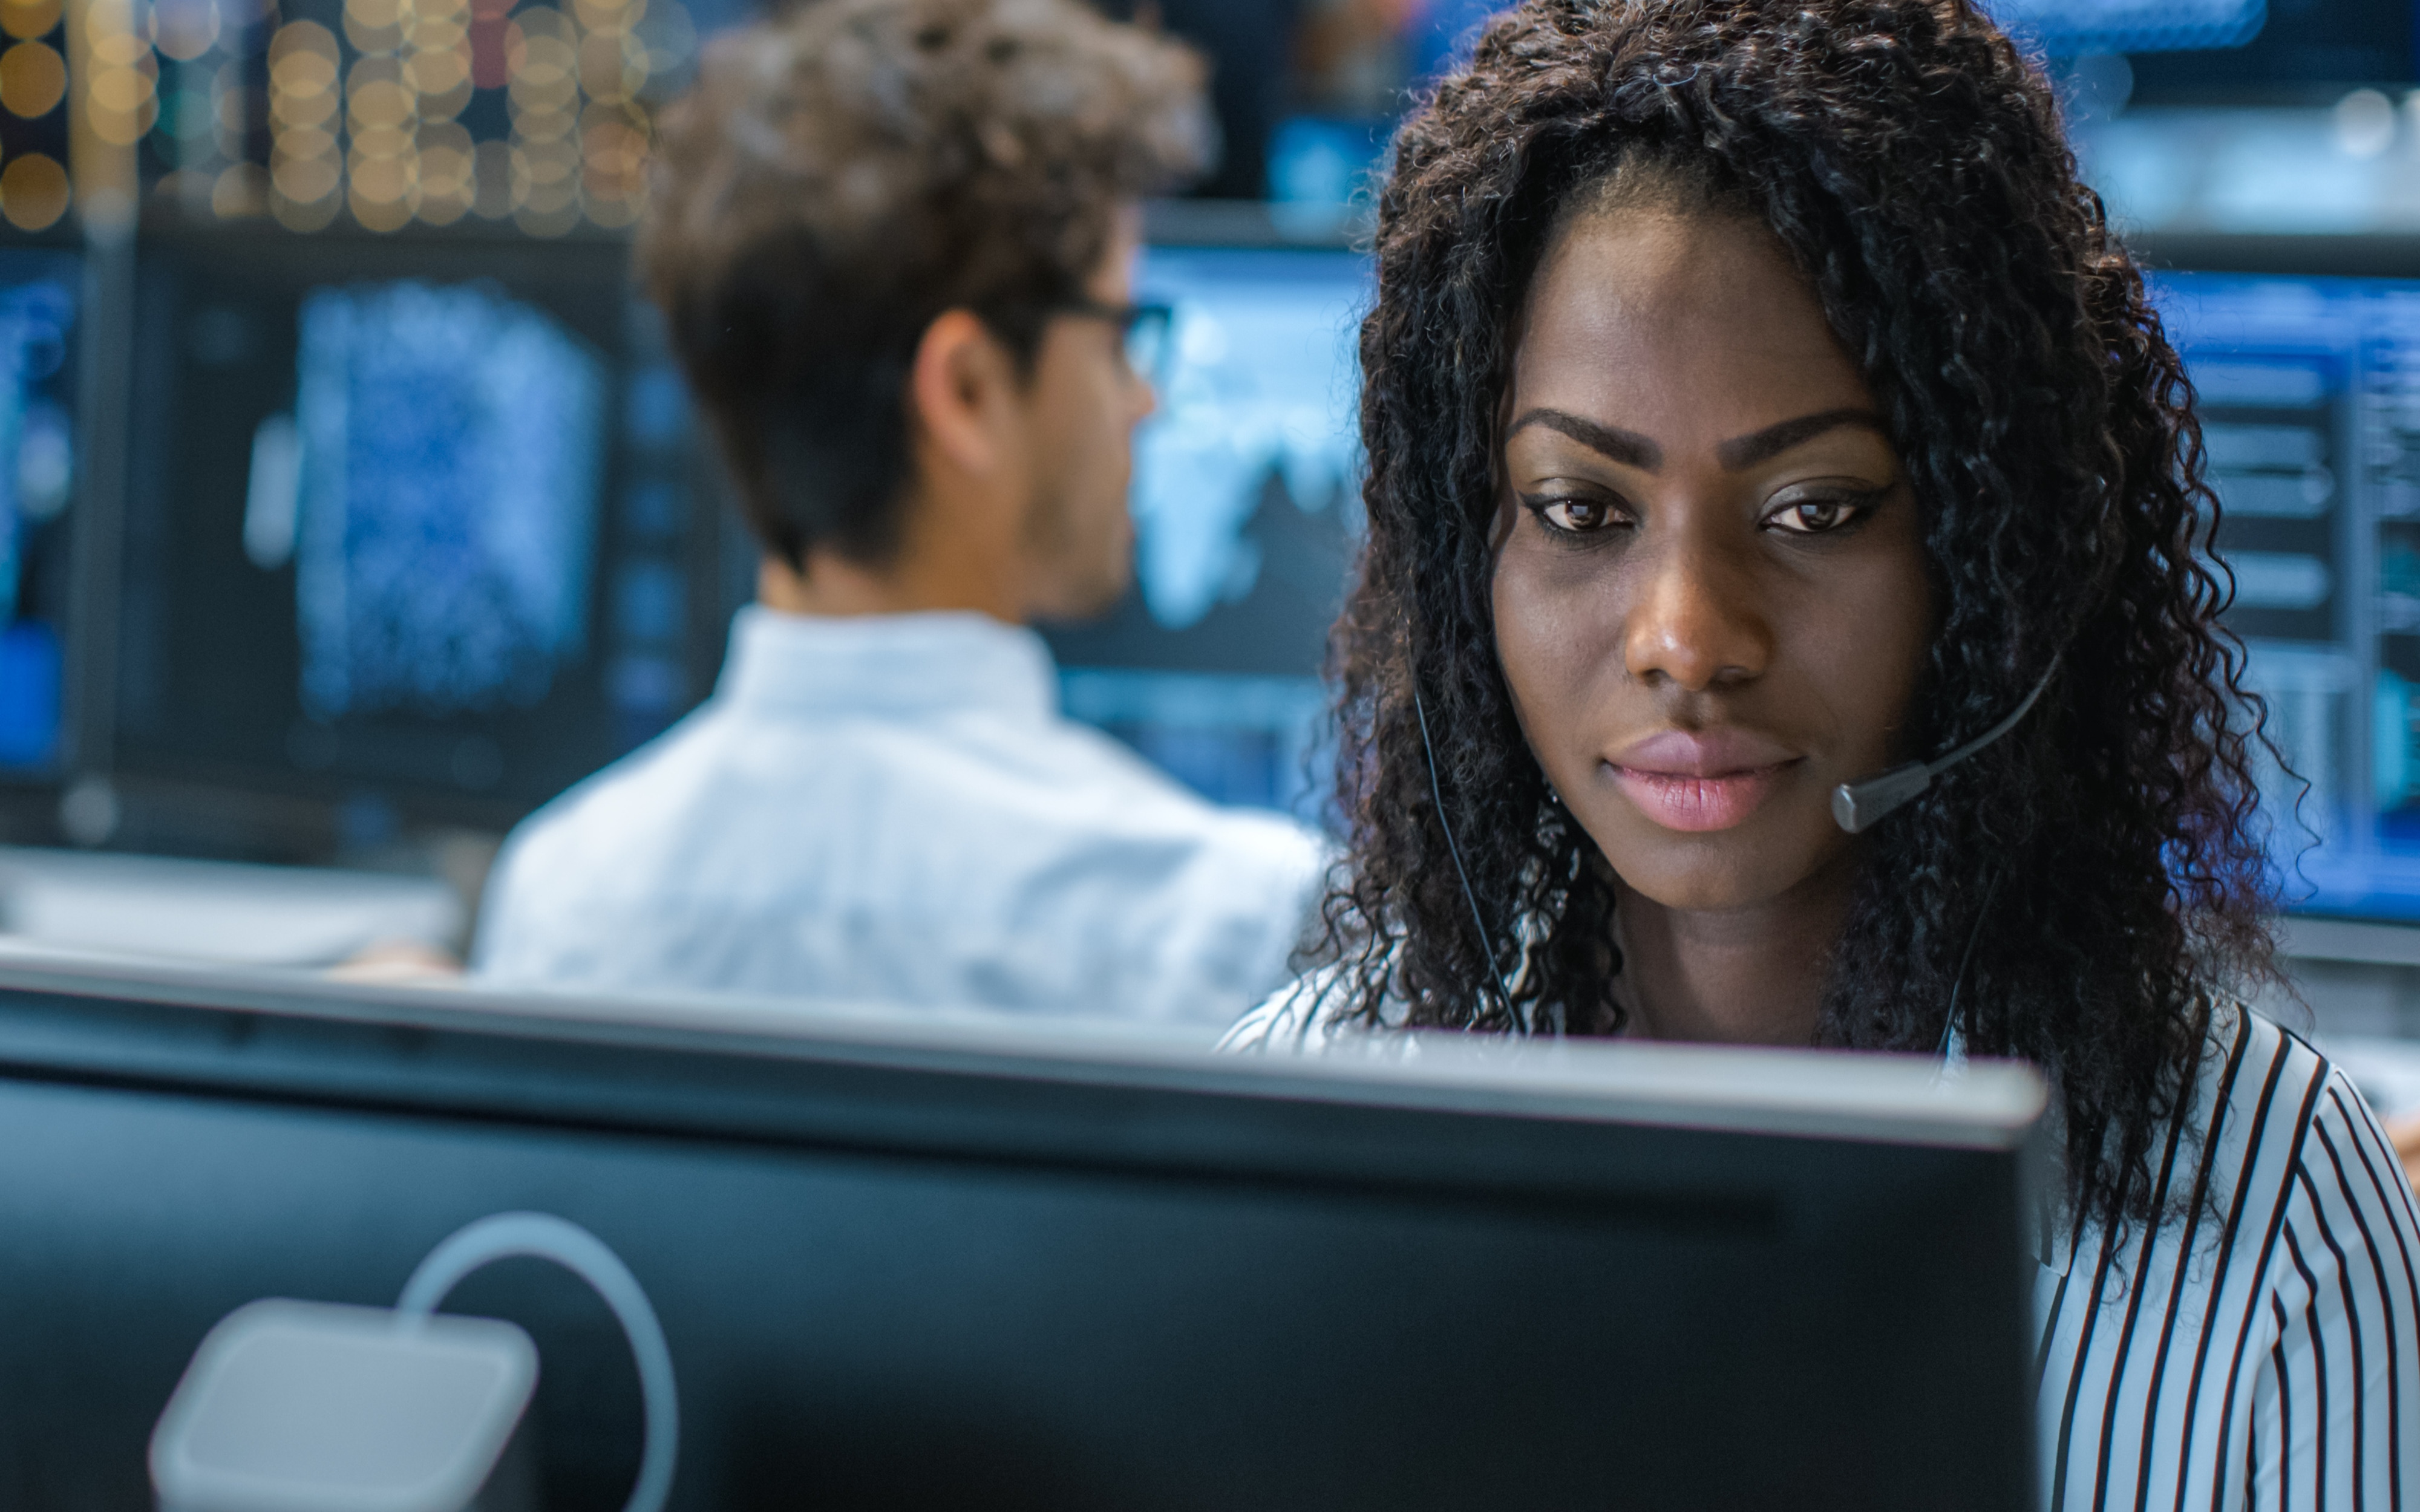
[1225,0,2420,1503]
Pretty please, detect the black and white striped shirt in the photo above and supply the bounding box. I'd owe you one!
[2030,1000,2420,1511]
[1222,990,2420,1508]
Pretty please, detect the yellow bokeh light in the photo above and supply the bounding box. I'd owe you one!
[350,123,413,159]
[408,15,464,51]
[0,150,67,229]
[270,149,339,202]
[511,135,576,187]
[577,29,643,103]
[513,107,572,142]
[350,186,415,231]
[154,0,218,61]
[268,19,338,65]
[89,64,155,114]
[343,12,401,51]
[347,77,414,128]
[83,0,148,51]
[275,124,335,158]
[0,0,59,42]
[270,85,335,127]
[571,0,641,30]
[0,39,64,117]
[403,44,466,96]
[348,151,414,203]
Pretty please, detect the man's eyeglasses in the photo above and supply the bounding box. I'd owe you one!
[1056,298,1177,388]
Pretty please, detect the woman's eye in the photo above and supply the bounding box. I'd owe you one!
[1535,497,1618,532]
[1765,496,1866,535]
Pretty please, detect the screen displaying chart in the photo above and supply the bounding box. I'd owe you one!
[2154,269,2420,919]
[1044,245,1369,818]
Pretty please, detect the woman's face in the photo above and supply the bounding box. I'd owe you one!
[1491,207,1933,916]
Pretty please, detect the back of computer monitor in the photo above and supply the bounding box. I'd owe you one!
[0,962,2041,1511]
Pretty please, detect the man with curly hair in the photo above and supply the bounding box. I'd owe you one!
[474,0,1328,1024]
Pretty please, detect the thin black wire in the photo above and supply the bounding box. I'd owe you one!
[1939,867,2005,1060]
[1411,680,1518,1029]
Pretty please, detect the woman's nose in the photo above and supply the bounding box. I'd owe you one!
[1621,529,1773,692]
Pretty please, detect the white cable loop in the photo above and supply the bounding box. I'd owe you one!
[396,1212,679,1512]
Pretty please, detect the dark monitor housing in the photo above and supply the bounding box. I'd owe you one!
[1042,207,1370,819]
[0,239,82,787]
[0,955,2043,1510]
[106,218,738,837]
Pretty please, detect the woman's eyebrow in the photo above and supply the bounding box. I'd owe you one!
[1505,408,1661,471]
[1716,408,1887,471]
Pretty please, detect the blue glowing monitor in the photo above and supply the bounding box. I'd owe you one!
[114,226,722,824]
[0,251,77,777]
[2151,267,2420,919]
[1984,0,2265,53]
[1042,244,1370,819]
[291,281,606,722]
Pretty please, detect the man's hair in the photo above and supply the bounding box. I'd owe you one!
[637,0,1211,569]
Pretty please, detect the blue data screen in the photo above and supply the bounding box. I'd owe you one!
[291,281,606,722]
[0,253,76,775]
[2155,269,2420,919]
[1049,246,1369,819]
[1983,0,2264,52]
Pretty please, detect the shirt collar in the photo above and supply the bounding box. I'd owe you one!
[715,605,1060,723]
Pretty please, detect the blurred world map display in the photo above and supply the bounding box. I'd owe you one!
[1045,245,1370,816]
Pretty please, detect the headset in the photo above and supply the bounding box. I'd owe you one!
[1412,657,2061,1052]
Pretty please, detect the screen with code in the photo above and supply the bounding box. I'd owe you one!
[114,225,725,824]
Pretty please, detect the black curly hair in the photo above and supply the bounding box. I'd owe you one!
[1313,0,2280,1236]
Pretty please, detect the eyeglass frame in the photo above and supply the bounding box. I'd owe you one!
[1050,297,1177,389]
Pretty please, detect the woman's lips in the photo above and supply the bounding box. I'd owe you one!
[1606,729,1802,833]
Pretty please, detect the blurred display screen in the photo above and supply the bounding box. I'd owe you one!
[0,250,77,777]
[116,227,716,820]
[1043,244,1369,819]
[290,281,604,721]
[2155,267,2420,919]
[1986,0,2265,54]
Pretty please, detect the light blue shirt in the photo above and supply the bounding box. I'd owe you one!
[474,607,1330,1025]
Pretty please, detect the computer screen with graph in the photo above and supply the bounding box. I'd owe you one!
[0,246,79,781]
[2153,262,2420,918]
[110,224,727,823]
[1041,243,1369,821]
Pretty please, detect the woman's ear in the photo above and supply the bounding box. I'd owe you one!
[906,308,1021,482]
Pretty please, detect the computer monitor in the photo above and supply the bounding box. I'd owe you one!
[1042,230,1369,818]
[105,220,734,830]
[0,953,2042,1510]
[2140,241,2420,919]
[0,243,81,782]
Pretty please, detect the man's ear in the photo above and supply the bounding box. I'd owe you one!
[907,309,1019,481]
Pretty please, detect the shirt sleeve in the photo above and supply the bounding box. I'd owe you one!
[2243,1069,2420,1510]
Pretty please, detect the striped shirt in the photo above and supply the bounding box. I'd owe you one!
[1223,988,2420,1508]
